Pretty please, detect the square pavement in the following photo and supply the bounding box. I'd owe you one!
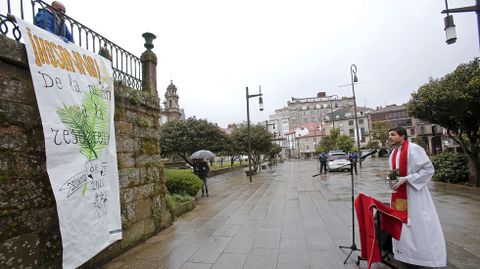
[103,158,480,269]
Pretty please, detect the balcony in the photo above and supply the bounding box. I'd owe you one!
[1,0,143,89]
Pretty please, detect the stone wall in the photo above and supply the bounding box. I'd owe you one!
[0,35,172,268]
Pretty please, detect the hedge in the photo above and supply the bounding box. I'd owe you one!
[432,152,469,184]
[164,169,203,196]
[166,193,195,209]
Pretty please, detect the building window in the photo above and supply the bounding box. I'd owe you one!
[359,119,364,124]
[348,120,354,126]
[339,123,344,127]
[349,129,355,137]
[346,112,351,117]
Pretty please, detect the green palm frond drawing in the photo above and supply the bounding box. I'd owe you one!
[57,86,110,160]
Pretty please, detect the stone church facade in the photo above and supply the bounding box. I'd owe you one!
[160,80,183,124]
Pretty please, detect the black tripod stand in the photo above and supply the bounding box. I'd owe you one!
[336,150,377,264]
[338,157,361,264]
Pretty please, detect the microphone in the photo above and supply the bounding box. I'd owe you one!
[359,149,378,161]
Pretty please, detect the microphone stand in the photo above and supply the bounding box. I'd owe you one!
[336,150,377,264]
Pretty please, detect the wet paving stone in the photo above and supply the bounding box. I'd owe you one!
[103,159,480,269]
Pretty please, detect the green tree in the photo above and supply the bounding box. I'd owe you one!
[316,128,340,153]
[268,144,283,159]
[366,140,380,150]
[371,121,391,146]
[337,135,355,153]
[406,58,480,187]
[159,118,226,165]
[230,123,273,168]
[220,133,242,166]
[315,128,355,153]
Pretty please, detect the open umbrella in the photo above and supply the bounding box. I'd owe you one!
[190,150,215,159]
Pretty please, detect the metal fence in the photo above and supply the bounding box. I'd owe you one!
[0,0,143,90]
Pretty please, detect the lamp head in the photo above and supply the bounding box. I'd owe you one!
[351,64,358,82]
[259,97,264,111]
[444,15,457,45]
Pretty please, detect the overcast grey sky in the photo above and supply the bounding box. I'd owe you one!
[11,0,480,128]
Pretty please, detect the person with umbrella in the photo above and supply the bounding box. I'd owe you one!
[195,159,210,197]
[191,150,215,197]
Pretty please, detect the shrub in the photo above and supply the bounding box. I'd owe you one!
[432,152,469,184]
[165,169,203,196]
[166,193,195,209]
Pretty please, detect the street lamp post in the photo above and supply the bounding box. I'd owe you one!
[441,0,480,49]
[350,64,362,168]
[246,86,264,182]
[328,94,339,129]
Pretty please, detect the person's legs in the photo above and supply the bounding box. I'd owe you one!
[204,177,209,196]
[201,177,206,197]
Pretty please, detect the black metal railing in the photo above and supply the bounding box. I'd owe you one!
[0,0,143,90]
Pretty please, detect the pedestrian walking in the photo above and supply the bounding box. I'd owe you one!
[319,153,328,174]
[195,159,210,197]
[388,127,446,267]
[349,152,358,175]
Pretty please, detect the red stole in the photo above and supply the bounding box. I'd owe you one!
[391,140,409,219]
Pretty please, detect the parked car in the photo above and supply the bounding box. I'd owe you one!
[327,151,351,172]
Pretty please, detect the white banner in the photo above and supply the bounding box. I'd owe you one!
[16,18,122,269]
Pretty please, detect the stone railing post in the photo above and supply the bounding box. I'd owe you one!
[141,32,157,94]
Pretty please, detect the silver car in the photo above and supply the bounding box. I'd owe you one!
[327,151,351,172]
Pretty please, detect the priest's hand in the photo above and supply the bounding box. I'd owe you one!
[394,177,407,190]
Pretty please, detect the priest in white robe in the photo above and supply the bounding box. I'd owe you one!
[388,127,447,267]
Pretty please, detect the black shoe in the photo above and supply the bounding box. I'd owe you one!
[201,193,204,197]
[206,193,209,197]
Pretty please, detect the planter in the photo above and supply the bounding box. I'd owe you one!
[170,199,196,218]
